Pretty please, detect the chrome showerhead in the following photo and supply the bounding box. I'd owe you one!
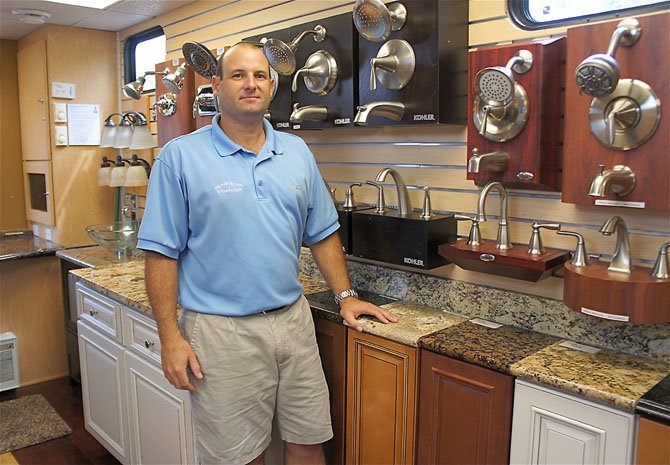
[263,25,327,76]
[123,76,145,100]
[353,0,407,42]
[182,41,218,79]
[474,50,533,107]
[163,64,187,94]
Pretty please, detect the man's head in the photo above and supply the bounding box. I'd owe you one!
[212,42,274,123]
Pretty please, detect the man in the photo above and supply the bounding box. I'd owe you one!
[138,42,397,465]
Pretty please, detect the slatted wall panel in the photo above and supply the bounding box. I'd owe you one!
[118,0,670,299]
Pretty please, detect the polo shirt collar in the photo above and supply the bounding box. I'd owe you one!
[210,114,285,158]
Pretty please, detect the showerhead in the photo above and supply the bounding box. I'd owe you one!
[263,25,326,76]
[163,64,187,94]
[123,76,145,100]
[353,0,407,42]
[182,41,218,79]
[475,67,515,106]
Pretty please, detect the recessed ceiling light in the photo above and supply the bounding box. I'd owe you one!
[11,9,52,25]
[41,0,121,9]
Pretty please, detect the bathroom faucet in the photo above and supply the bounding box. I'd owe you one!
[467,148,510,173]
[599,215,633,273]
[476,181,511,249]
[587,164,636,198]
[354,101,404,126]
[289,103,328,124]
[375,167,412,216]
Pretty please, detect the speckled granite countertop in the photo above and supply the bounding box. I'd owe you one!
[57,245,143,268]
[70,259,670,412]
[636,374,670,425]
[0,231,62,261]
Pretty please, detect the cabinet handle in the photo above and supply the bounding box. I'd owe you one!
[89,309,98,316]
[144,340,155,349]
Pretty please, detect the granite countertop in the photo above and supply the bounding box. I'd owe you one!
[70,259,670,412]
[636,374,670,425]
[0,231,62,261]
[57,245,143,268]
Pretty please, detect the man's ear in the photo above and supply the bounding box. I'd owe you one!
[211,74,221,93]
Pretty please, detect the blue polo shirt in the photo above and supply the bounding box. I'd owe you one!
[137,115,338,316]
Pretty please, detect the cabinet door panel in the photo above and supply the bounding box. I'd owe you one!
[17,40,50,161]
[125,350,194,465]
[347,331,417,465]
[78,321,128,463]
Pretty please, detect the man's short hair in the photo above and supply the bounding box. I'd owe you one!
[216,41,268,79]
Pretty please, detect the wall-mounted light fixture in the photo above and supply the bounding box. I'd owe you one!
[124,155,152,187]
[101,112,155,149]
[100,113,122,147]
[113,113,135,149]
[97,156,113,186]
[128,113,155,149]
[109,155,130,187]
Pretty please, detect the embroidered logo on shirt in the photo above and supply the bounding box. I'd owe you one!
[214,181,243,194]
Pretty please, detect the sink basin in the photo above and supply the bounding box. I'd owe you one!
[86,222,138,259]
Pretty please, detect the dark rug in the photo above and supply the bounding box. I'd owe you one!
[0,394,72,453]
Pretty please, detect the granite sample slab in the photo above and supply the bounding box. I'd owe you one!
[0,231,62,261]
[420,320,560,374]
[511,341,670,410]
[57,245,143,268]
[305,289,397,323]
[636,374,670,425]
[348,300,467,347]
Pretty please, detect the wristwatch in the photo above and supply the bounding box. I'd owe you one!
[334,288,358,305]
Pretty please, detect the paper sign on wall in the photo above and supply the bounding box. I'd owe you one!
[67,104,100,145]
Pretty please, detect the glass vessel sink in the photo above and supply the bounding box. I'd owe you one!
[86,222,138,259]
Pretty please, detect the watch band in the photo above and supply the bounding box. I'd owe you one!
[334,288,358,305]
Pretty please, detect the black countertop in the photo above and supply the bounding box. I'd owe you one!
[305,289,397,323]
[636,374,670,425]
[0,231,62,261]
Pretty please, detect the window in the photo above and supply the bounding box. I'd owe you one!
[508,0,669,29]
[123,26,166,94]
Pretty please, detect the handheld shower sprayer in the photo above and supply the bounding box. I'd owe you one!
[575,18,641,98]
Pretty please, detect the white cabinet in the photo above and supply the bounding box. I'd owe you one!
[510,380,635,465]
[76,283,195,465]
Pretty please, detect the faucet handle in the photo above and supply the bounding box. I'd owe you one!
[343,183,362,209]
[527,222,561,255]
[455,214,482,246]
[651,242,670,279]
[365,181,386,213]
[420,187,432,219]
[557,230,589,267]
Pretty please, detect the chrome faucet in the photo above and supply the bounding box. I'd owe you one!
[467,148,510,173]
[375,167,412,216]
[353,101,404,126]
[599,216,633,273]
[289,103,328,124]
[476,181,511,249]
[587,164,636,198]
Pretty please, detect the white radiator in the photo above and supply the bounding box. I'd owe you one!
[0,332,20,391]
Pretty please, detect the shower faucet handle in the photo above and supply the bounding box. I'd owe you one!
[455,214,482,246]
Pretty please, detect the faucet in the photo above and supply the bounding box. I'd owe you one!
[587,164,636,198]
[375,167,412,216]
[476,181,511,249]
[467,148,510,173]
[289,103,328,124]
[122,193,139,224]
[354,101,404,126]
[599,215,633,273]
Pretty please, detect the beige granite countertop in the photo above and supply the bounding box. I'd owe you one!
[57,245,143,268]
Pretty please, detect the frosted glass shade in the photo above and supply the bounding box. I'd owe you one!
[97,166,112,186]
[109,166,128,187]
[124,165,149,187]
[130,125,156,149]
[100,125,118,147]
[114,125,133,149]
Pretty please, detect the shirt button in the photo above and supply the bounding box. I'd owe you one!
[258,180,264,186]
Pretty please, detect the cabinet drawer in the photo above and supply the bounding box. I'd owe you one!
[76,282,122,341]
[123,308,162,365]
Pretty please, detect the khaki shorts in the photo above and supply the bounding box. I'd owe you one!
[180,295,333,465]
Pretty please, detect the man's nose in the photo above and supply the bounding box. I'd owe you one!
[242,74,257,89]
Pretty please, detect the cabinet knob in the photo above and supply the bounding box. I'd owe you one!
[38,98,45,103]
[144,340,155,349]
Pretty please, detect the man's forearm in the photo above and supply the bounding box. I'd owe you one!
[308,232,352,295]
[144,251,181,343]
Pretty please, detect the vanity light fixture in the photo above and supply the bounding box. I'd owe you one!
[97,156,113,186]
[128,112,155,149]
[113,113,134,149]
[124,155,152,187]
[100,113,122,147]
[109,156,130,187]
[123,70,169,100]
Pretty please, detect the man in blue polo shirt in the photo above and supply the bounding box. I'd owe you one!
[138,42,397,465]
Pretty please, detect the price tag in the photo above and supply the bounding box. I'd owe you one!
[469,318,502,329]
[560,340,601,354]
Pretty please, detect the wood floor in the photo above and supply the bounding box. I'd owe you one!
[0,377,120,465]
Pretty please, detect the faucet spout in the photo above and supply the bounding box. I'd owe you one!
[354,101,404,126]
[467,148,509,173]
[476,181,511,249]
[289,103,328,124]
[375,167,412,216]
[599,215,633,273]
[587,164,636,198]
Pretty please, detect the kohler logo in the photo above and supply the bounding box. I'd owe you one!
[404,257,424,266]
[334,118,351,125]
[413,114,435,121]
[277,122,290,128]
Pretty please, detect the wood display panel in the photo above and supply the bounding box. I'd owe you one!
[193,46,225,129]
[562,12,670,210]
[466,39,565,190]
[438,240,570,281]
[417,350,514,465]
[155,58,195,147]
[636,417,670,465]
[17,40,50,161]
[563,261,670,324]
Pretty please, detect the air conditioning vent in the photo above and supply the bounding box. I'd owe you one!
[0,332,20,391]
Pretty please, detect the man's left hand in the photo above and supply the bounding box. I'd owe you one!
[338,298,398,332]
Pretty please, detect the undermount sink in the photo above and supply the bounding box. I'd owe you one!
[86,222,138,259]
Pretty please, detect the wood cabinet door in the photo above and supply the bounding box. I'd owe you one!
[314,317,347,465]
[635,417,670,465]
[77,320,129,464]
[346,330,417,465]
[417,350,514,465]
[125,350,195,465]
[17,40,50,161]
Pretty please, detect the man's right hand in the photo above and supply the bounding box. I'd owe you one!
[161,336,203,391]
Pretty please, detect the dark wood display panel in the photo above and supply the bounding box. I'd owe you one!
[357,0,469,126]
[466,39,565,190]
[193,46,224,129]
[562,12,670,211]
[155,58,195,147]
[417,350,514,465]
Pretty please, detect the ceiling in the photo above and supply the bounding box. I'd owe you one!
[0,0,197,40]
